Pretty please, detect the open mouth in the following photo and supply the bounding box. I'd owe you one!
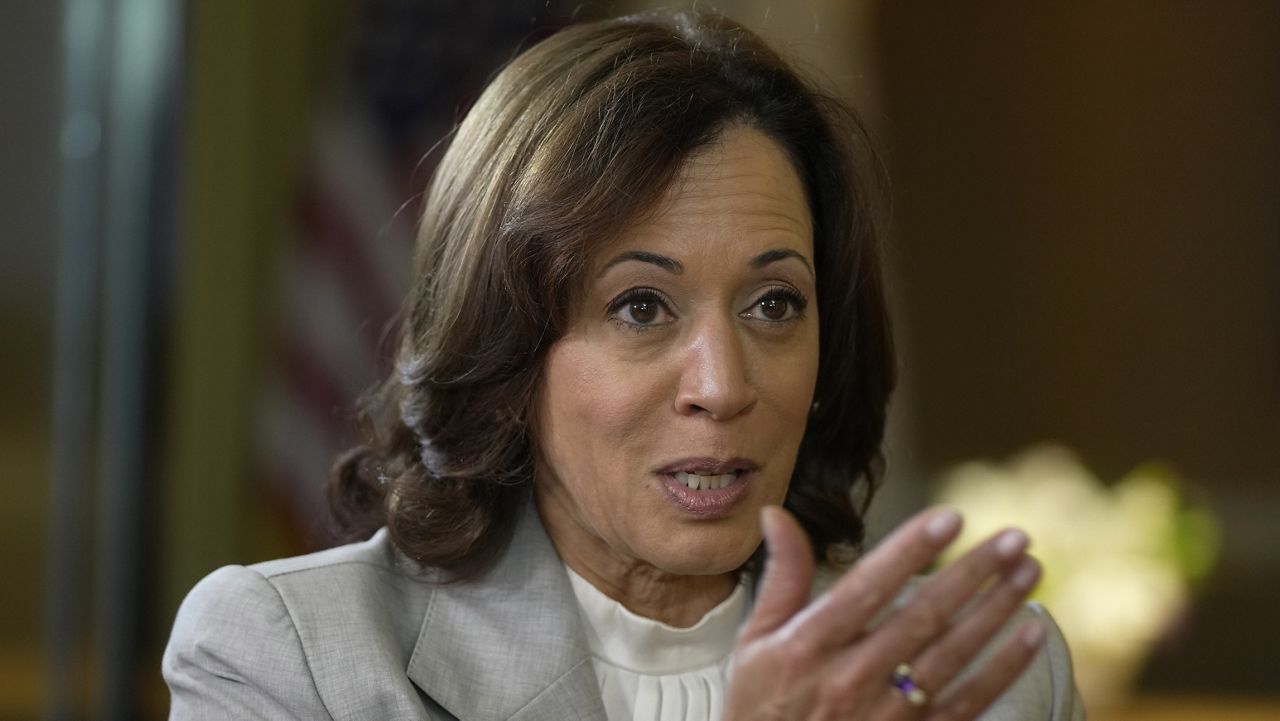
[671,470,743,491]
[654,457,758,517]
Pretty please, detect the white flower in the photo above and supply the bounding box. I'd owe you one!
[932,443,1216,676]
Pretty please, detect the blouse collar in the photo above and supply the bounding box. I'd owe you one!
[565,565,748,675]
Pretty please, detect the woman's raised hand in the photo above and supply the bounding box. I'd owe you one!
[724,507,1045,721]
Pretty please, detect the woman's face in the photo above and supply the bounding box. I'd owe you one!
[534,125,820,579]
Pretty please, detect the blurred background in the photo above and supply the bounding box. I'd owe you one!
[2,0,1276,719]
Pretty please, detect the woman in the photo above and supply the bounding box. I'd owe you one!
[165,10,1083,721]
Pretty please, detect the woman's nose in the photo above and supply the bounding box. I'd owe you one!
[674,322,758,420]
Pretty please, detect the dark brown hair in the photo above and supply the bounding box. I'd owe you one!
[329,10,896,578]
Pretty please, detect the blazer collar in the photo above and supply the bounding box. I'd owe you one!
[406,503,607,721]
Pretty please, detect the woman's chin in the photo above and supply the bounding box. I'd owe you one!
[641,522,761,577]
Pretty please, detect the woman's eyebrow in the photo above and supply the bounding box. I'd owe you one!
[750,248,813,279]
[598,250,684,277]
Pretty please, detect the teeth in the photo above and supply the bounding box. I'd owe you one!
[674,471,739,490]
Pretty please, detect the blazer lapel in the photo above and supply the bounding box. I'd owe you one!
[406,504,607,721]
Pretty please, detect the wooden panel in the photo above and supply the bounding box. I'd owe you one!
[876,0,1280,694]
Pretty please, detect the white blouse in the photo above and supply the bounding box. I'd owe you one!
[564,567,749,721]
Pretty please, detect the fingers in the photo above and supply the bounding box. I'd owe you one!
[810,529,1038,720]
[909,556,1041,695]
[858,527,1031,662]
[781,506,964,650]
[922,620,1045,721]
[738,506,815,643]
[866,555,1044,720]
[728,508,1048,721]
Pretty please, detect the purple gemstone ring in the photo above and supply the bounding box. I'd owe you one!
[891,663,929,706]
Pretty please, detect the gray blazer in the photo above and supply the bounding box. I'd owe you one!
[164,507,1086,720]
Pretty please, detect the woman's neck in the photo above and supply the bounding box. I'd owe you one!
[536,492,737,628]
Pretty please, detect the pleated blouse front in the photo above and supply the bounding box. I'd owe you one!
[564,567,749,721]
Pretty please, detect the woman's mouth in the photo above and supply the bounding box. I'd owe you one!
[672,470,742,490]
[656,458,757,517]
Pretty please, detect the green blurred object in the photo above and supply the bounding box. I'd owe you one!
[933,444,1220,713]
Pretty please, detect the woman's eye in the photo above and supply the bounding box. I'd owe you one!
[607,289,673,328]
[744,289,806,323]
[623,299,661,324]
[758,296,790,321]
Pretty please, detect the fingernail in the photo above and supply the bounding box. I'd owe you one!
[1010,558,1041,590]
[925,508,962,540]
[995,529,1029,558]
[1021,621,1046,648]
